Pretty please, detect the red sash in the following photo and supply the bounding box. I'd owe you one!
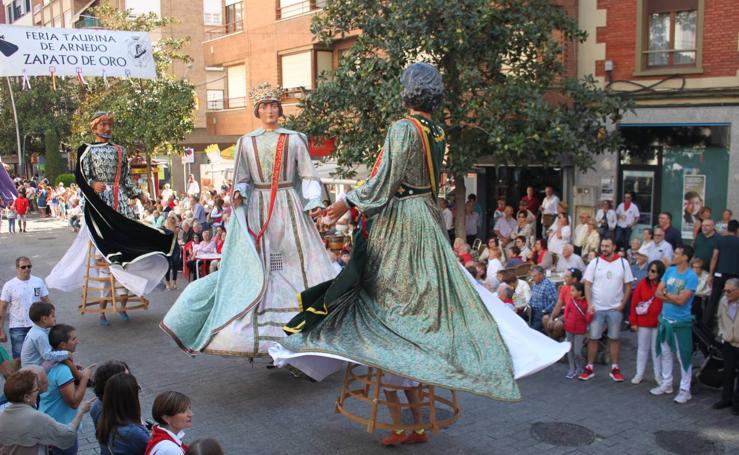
[112,145,123,211]
[144,426,188,455]
[248,133,287,245]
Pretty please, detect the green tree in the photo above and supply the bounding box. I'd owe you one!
[72,1,195,195]
[0,77,82,181]
[288,0,631,237]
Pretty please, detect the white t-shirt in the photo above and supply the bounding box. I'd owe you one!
[616,202,640,228]
[648,240,673,264]
[441,208,453,231]
[583,256,634,311]
[547,225,571,255]
[541,195,560,215]
[1,276,49,329]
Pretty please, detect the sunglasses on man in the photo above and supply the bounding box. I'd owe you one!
[18,265,32,270]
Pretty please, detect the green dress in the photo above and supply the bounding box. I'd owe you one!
[282,116,520,400]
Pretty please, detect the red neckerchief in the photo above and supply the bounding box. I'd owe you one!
[144,426,189,455]
[112,145,124,211]
[623,201,631,211]
[599,254,620,263]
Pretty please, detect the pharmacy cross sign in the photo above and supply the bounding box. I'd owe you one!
[0,24,156,80]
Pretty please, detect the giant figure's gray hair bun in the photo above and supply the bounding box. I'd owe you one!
[400,62,444,112]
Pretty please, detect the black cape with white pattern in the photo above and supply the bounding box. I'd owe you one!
[75,143,175,265]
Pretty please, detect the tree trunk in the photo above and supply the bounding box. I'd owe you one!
[44,130,66,184]
[145,153,154,197]
[454,173,466,241]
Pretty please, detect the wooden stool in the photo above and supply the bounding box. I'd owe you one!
[80,241,149,315]
[335,363,461,433]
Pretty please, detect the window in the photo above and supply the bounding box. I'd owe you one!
[277,0,326,20]
[226,64,247,109]
[124,0,161,17]
[207,89,225,110]
[203,0,222,25]
[635,0,703,74]
[279,49,334,91]
[225,1,243,33]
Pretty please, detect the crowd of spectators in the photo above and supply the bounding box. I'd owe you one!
[444,185,739,409]
[0,254,224,454]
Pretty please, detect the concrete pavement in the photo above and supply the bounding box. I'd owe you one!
[1,216,737,454]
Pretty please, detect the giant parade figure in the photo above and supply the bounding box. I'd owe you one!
[161,83,337,357]
[270,63,569,444]
[47,112,175,324]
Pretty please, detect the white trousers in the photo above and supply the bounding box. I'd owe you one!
[659,333,692,392]
[635,327,661,381]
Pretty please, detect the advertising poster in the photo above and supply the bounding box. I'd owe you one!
[681,174,705,240]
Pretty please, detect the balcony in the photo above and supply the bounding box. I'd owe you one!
[276,0,327,20]
[206,97,247,112]
[203,22,244,41]
[74,15,102,29]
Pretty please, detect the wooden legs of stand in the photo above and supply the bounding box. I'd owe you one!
[79,241,149,316]
[335,363,462,434]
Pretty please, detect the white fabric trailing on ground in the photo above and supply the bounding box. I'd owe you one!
[269,266,570,382]
[45,223,168,296]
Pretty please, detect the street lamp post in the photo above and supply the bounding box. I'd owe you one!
[6,77,23,178]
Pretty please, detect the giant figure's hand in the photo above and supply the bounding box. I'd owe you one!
[91,182,106,193]
[232,191,242,207]
[325,200,349,225]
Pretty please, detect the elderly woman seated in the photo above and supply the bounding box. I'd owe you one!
[0,369,93,454]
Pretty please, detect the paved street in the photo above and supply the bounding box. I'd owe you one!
[1,216,738,455]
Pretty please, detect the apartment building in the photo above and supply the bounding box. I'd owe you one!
[575,0,739,239]
[202,0,354,139]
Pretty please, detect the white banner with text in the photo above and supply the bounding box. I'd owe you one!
[0,25,156,79]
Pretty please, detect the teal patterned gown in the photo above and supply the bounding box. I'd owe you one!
[281,116,520,400]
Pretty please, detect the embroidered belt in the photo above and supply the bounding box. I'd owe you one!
[254,182,293,190]
[394,183,432,199]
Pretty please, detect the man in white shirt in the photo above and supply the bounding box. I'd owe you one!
[649,228,674,266]
[464,201,480,245]
[0,257,50,362]
[579,238,634,383]
[186,174,200,197]
[572,212,590,256]
[438,198,454,243]
[615,192,640,253]
[555,244,586,273]
[494,206,517,247]
[539,186,560,237]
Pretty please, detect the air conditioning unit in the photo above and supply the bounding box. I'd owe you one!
[573,185,596,207]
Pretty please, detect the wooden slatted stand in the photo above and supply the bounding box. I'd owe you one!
[80,241,149,315]
[335,363,461,434]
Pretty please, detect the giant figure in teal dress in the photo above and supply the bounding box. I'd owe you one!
[273,63,568,400]
[161,83,337,357]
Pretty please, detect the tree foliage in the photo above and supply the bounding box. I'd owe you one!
[288,0,631,178]
[0,77,82,181]
[71,1,196,192]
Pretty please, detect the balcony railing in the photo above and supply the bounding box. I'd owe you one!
[207,97,246,111]
[204,21,244,41]
[277,0,327,20]
[74,15,102,29]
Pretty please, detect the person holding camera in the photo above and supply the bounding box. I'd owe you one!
[96,373,150,455]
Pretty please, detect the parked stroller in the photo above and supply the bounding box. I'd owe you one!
[693,297,724,388]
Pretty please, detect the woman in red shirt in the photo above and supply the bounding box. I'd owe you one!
[628,260,666,384]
